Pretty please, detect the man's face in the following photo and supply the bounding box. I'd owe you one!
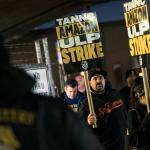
[65,85,78,99]
[90,74,105,93]
[75,75,85,89]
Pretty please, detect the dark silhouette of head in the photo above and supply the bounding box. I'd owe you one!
[125,69,133,79]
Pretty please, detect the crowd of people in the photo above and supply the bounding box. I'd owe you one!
[61,68,150,150]
[1,34,150,150]
[0,36,104,150]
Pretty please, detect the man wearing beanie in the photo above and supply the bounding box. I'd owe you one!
[79,69,127,150]
[0,35,104,150]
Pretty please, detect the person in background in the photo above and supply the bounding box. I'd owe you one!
[61,78,85,113]
[127,76,150,150]
[74,73,86,95]
[0,35,104,150]
[120,69,137,114]
[79,69,126,150]
[119,69,137,150]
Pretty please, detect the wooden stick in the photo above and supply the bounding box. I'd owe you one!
[139,55,150,113]
[141,67,150,113]
[83,71,97,128]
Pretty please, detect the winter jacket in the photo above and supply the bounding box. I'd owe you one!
[79,88,126,150]
[60,92,85,112]
[128,103,150,150]
[120,85,132,113]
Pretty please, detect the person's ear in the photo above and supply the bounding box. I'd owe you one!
[64,86,67,92]
[64,86,68,92]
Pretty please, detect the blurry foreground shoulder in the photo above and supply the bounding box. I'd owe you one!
[33,94,104,150]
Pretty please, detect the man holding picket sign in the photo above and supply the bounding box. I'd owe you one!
[79,69,127,150]
[55,12,104,122]
[0,34,106,150]
[123,0,150,149]
[56,11,127,150]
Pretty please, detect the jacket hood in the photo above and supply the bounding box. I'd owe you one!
[0,65,35,99]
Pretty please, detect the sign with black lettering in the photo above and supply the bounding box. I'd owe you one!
[123,0,150,66]
[56,12,104,74]
[26,68,50,95]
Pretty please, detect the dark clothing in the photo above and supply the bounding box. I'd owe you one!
[79,89,126,150]
[0,65,103,150]
[128,103,150,150]
[120,86,131,113]
[61,92,85,112]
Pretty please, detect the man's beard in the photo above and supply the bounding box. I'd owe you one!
[96,84,104,93]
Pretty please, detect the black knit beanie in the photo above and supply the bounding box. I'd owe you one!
[89,69,107,80]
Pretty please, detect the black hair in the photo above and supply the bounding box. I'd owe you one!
[65,78,78,88]
[125,69,133,79]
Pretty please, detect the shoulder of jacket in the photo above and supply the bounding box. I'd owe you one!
[106,88,118,93]
[128,108,141,121]
[129,108,138,113]
[106,88,120,96]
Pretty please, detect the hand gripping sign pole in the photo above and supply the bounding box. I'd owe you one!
[139,56,150,113]
[83,71,97,128]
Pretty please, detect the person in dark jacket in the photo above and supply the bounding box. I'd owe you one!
[0,36,104,150]
[61,78,85,112]
[120,69,136,114]
[128,76,150,150]
[79,69,127,150]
